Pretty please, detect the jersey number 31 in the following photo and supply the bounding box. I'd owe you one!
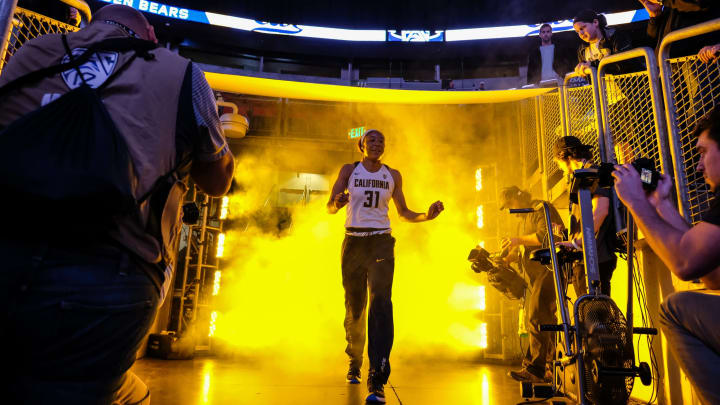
[363,190,380,208]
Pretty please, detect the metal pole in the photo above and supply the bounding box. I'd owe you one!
[542,202,574,356]
[588,67,608,163]
[559,82,568,139]
[596,66,614,166]
[58,0,92,23]
[176,186,197,332]
[626,213,635,363]
[537,95,549,200]
[191,193,210,323]
[578,187,601,295]
[563,73,572,138]
[0,0,17,74]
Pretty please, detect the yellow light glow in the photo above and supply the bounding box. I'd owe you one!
[212,111,516,364]
[477,286,486,311]
[481,371,490,405]
[205,72,553,105]
[220,196,230,220]
[476,205,484,229]
[209,311,218,337]
[479,240,485,248]
[479,322,488,349]
[475,168,482,191]
[212,270,221,296]
[202,367,211,404]
[216,233,225,258]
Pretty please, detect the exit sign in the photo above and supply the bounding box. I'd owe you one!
[348,126,365,139]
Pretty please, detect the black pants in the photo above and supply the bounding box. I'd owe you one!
[523,265,557,378]
[0,239,159,404]
[341,233,395,384]
[571,257,617,297]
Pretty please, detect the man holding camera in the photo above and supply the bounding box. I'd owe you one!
[499,186,564,383]
[613,108,720,405]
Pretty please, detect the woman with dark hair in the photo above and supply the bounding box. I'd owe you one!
[327,129,444,403]
[553,136,617,297]
[572,9,635,75]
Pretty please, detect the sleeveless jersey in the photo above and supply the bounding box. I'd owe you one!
[345,162,395,229]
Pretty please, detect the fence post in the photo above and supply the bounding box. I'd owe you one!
[0,0,18,75]
[563,68,607,163]
[559,82,568,141]
[588,68,609,163]
[536,95,549,201]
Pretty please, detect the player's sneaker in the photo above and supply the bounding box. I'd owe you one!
[366,378,385,403]
[346,367,361,384]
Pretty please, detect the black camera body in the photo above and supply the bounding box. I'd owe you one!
[598,157,660,191]
[468,246,527,300]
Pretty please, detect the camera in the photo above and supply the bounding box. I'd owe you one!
[598,157,660,191]
[467,246,499,273]
[468,246,527,300]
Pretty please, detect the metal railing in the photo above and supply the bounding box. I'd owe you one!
[660,18,720,224]
[598,48,671,175]
[563,69,605,163]
[0,1,88,75]
[519,97,540,178]
[539,90,565,192]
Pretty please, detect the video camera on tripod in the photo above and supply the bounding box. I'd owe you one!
[467,246,527,300]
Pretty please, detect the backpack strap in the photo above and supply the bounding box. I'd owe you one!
[0,36,157,99]
[353,161,360,168]
[137,153,193,205]
[61,34,88,87]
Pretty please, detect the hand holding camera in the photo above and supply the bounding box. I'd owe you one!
[612,162,663,210]
[647,173,673,209]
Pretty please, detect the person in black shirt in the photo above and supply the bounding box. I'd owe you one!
[527,24,574,86]
[613,107,720,405]
[572,10,636,76]
[499,186,564,383]
[553,136,617,296]
[639,0,720,55]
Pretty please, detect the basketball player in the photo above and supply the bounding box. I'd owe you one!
[327,129,444,403]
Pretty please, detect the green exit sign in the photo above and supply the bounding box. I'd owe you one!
[348,126,365,139]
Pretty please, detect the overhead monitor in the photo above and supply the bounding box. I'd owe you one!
[98,1,649,43]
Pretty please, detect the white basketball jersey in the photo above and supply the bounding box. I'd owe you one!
[345,163,395,229]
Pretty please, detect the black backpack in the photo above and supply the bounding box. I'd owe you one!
[0,36,181,231]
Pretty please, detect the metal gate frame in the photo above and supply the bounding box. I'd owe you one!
[659,18,720,223]
[563,68,607,163]
[597,47,672,173]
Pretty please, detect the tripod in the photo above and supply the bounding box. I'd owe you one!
[511,168,655,404]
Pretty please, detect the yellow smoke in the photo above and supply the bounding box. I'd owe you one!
[211,102,516,365]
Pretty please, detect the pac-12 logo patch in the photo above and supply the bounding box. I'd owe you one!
[61,48,119,89]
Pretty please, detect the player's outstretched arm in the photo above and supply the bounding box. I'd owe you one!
[390,169,444,222]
